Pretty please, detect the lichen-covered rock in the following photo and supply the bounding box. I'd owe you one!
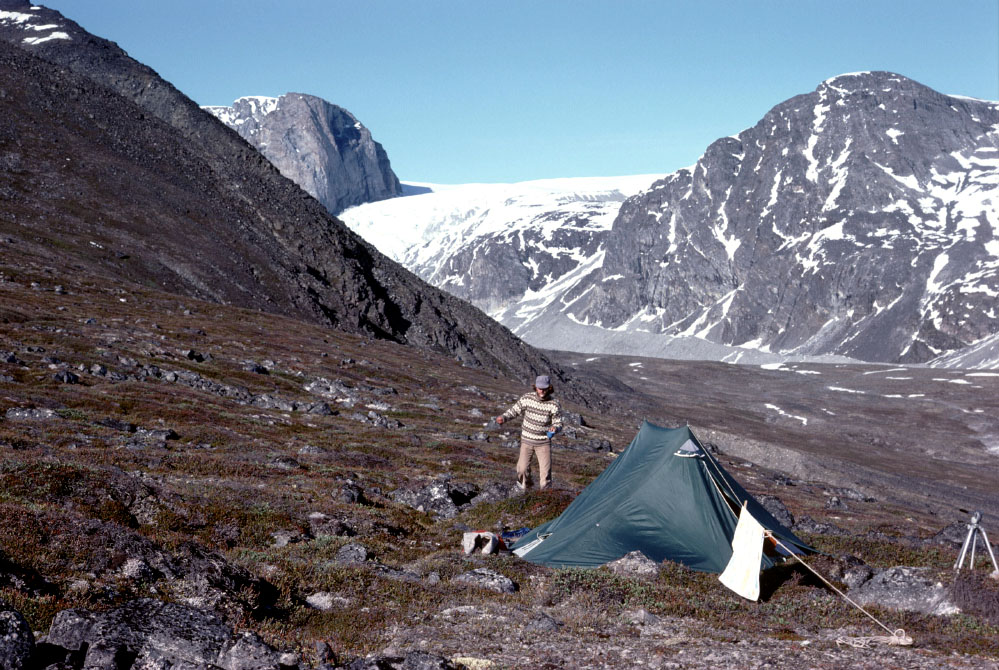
[335,543,370,565]
[851,566,960,615]
[0,607,34,670]
[605,551,660,579]
[218,631,282,670]
[452,568,517,594]
[41,599,286,670]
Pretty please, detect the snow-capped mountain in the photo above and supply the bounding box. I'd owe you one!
[555,72,999,366]
[204,93,401,214]
[347,72,999,367]
[341,175,661,317]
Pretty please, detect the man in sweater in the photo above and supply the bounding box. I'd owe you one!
[496,375,563,490]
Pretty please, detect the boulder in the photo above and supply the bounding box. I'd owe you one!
[218,631,282,670]
[605,551,660,579]
[335,543,370,565]
[850,566,960,615]
[757,495,795,528]
[452,568,517,594]
[41,600,287,669]
[0,607,34,670]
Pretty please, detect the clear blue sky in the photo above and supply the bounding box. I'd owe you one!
[41,0,999,184]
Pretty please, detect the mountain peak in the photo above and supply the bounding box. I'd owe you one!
[0,2,72,46]
[205,92,400,213]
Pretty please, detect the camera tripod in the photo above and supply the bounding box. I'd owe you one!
[954,511,999,575]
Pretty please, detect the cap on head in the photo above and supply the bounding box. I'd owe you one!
[534,375,551,389]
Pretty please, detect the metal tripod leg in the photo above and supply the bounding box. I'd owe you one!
[979,527,999,575]
[955,523,976,570]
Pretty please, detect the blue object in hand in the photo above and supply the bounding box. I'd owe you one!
[546,430,556,439]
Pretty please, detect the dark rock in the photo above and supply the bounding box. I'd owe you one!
[338,651,462,670]
[46,608,99,652]
[96,417,138,433]
[843,563,875,590]
[367,563,422,584]
[366,411,402,429]
[252,395,297,412]
[824,496,849,511]
[185,349,211,363]
[525,612,564,632]
[792,515,847,536]
[308,514,354,539]
[0,607,34,670]
[218,630,282,670]
[927,521,971,548]
[758,495,795,528]
[136,428,180,441]
[43,599,283,669]
[337,482,367,504]
[53,370,80,384]
[390,478,466,519]
[304,401,337,416]
[270,456,302,471]
[335,543,370,565]
[452,568,517,593]
[468,481,515,507]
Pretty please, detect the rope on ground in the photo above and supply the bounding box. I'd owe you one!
[764,531,914,648]
[835,630,912,648]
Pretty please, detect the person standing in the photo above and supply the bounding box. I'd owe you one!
[496,375,563,490]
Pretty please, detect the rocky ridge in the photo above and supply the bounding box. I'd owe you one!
[205,94,401,215]
[0,0,583,397]
[347,74,999,367]
[519,72,999,365]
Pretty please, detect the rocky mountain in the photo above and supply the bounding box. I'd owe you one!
[557,72,999,366]
[0,1,581,396]
[345,73,999,367]
[204,94,401,215]
[341,176,661,316]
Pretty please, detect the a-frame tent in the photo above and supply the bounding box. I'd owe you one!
[511,421,813,572]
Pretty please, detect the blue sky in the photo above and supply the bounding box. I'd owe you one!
[42,1,999,184]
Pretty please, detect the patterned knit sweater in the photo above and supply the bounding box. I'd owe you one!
[502,393,563,442]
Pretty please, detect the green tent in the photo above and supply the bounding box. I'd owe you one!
[511,421,813,572]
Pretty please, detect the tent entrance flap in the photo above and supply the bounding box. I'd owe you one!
[510,421,815,572]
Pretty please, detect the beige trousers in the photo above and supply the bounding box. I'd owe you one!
[517,438,552,489]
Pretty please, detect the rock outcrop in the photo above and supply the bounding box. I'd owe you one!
[205,94,401,215]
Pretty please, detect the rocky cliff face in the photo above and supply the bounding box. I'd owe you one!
[0,1,579,395]
[345,73,999,366]
[341,176,659,316]
[560,72,999,364]
[204,94,401,215]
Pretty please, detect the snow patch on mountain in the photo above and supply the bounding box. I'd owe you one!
[0,7,70,45]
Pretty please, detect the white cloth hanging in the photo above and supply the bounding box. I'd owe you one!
[719,502,765,601]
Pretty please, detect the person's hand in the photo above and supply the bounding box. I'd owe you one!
[496,416,505,425]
